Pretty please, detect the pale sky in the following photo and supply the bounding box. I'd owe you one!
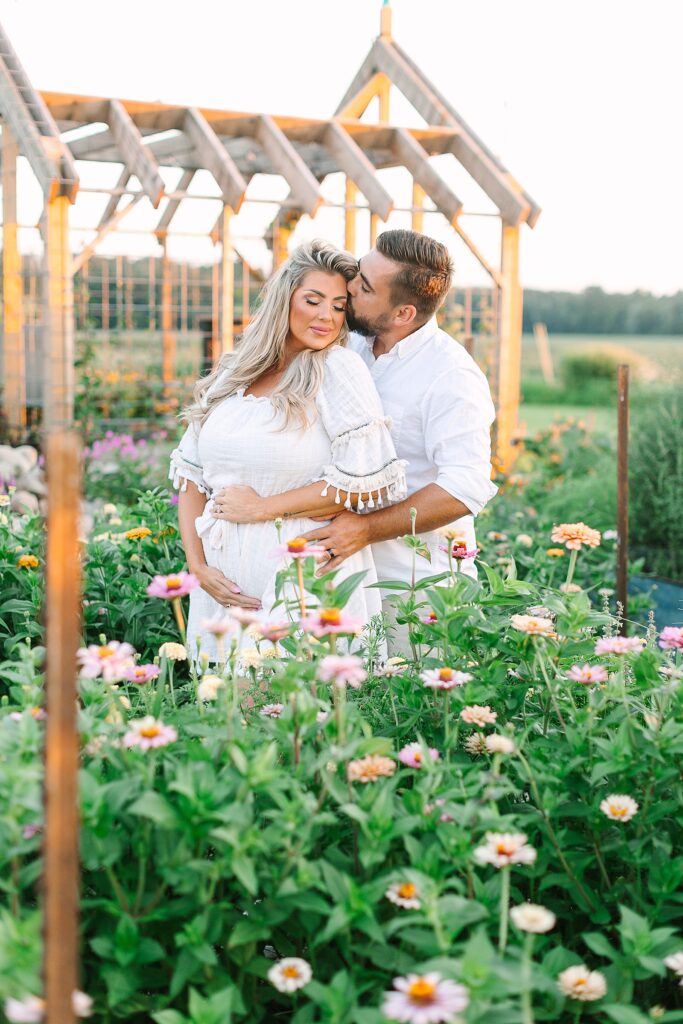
[3,0,683,294]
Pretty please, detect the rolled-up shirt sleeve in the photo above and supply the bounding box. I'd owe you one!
[422,368,498,516]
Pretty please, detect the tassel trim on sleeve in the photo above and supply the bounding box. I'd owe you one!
[319,458,408,510]
[168,449,210,495]
[329,416,393,455]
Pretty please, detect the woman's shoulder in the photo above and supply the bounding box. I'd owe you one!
[323,345,372,381]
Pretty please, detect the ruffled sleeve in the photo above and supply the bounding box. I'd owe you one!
[315,347,407,510]
[168,423,209,495]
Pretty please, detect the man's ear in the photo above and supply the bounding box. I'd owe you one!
[394,304,418,327]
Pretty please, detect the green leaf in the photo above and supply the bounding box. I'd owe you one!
[582,931,619,960]
[227,919,270,948]
[152,1013,187,1024]
[128,791,179,829]
[231,854,258,895]
[603,1006,650,1024]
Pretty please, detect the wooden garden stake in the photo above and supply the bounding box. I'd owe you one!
[616,365,629,630]
[44,431,81,1024]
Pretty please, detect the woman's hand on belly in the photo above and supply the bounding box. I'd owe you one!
[212,485,269,524]
[194,565,262,610]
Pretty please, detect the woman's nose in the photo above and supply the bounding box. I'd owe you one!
[317,304,332,321]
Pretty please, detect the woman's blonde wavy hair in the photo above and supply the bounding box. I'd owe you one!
[183,240,358,430]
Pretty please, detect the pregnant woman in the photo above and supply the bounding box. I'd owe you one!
[170,240,406,660]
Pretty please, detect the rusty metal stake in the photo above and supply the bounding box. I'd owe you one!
[44,431,81,1024]
[616,365,629,631]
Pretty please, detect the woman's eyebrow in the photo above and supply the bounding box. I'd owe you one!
[304,289,347,300]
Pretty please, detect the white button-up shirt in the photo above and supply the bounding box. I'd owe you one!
[348,317,497,583]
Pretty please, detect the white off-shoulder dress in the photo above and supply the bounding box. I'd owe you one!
[169,346,407,660]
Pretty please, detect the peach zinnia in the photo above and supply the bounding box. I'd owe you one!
[551,522,601,550]
[347,755,396,783]
[460,704,497,728]
[510,614,555,637]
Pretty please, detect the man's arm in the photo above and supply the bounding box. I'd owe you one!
[301,483,471,574]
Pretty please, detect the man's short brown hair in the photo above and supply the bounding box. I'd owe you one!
[376,229,454,320]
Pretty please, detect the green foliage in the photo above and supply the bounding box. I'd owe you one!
[630,387,683,579]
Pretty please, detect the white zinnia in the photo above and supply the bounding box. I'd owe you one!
[267,957,312,993]
[510,903,556,933]
[485,734,515,754]
[197,674,225,702]
[158,642,187,661]
[385,881,421,910]
[474,832,537,868]
[600,794,639,823]
[557,965,607,1001]
[664,951,683,974]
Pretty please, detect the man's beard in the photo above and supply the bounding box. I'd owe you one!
[346,300,388,338]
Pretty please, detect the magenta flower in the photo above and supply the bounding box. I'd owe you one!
[439,542,478,560]
[398,742,440,769]
[77,641,136,682]
[381,972,469,1023]
[566,664,608,684]
[318,655,367,689]
[146,572,199,600]
[271,537,326,559]
[420,610,439,625]
[594,635,645,656]
[260,703,284,718]
[200,614,238,636]
[659,626,683,650]
[122,716,177,750]
[123,664,160,685]
[421,667,472,690]
[301,608,363,637]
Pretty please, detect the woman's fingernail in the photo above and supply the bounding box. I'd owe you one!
[233,587,241,593]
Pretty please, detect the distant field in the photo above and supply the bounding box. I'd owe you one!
[521,333,683,379]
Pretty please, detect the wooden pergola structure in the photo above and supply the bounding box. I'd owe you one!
[0,3,539,463]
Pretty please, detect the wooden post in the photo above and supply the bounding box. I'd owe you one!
[220,206,234,355]
[345,178,357,254]
[496,224,523,469]
[241,261,250,329]
[44,431,81,1024]
[148,256,156,331]
[115,255,123,330]
[370,212,379,247]
[125,262,133,331]
[617,365,629,630]
[2,126,26,435]
[411,181,425,233]
[161,238,174,387]
[43,196,75,431]
[180,261,188,333]
[533,322,555,384]
[101,260,109,333]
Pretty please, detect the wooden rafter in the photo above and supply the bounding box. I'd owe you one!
[183,107,246,211]
[72,193,143,275]
[107,99,164,207]
[325,120,393,220]
[154,168,195,238]
[96,167,130,228]
[255,115,322,216]
[336,72,391,120]
[392,127,462,223]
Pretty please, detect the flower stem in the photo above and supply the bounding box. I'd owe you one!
[521,932,535,1024]
[296,560,307,620]
[443,690,450,755]
[334,683,346,745]
[498,865,510,952]
[564,548,578,587]
[171,597,186,641]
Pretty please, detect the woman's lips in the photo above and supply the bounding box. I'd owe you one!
[310,326,332,336]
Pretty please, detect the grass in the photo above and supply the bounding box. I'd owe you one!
[519,404,616,437]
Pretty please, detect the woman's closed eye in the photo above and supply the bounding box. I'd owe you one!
[305,299,347,312]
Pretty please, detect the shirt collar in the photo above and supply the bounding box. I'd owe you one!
[365,316,439,360]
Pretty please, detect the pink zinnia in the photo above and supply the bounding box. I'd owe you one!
[200,614,237,636]
[398,742,440,769]
[146,572,199,600]
[439,542,478,560]
[460,704,497,727]
[77,641,136,682]
[300,608,363,637]
[122,716,177,750]
[421,667,472,690]
[228,607,263,628]
[318,655,367,689]
[251,619,291,642]
[381,972,469,1024]
[566,664,608,685]
[124,664,160,685]
[272,537,326,559]
[594,635,645,656]
[420,610,439,625]
[659,626,683,650]
[260,703,284,718]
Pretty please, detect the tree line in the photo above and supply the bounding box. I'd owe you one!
[520,286,683,335]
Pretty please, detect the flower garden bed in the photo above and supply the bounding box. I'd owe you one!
[0,422,682,1023]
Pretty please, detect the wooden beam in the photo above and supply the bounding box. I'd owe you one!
[1,127,26,434]
[154,168,195,238]
[44,430,81,1024]
[325,121,393,220]
[72,193,143,275]
[452,220,502,288]
[43,195,75,430]
[370,212,379,247]
[337,71,390,120]
[107,100,164,207]
[392,127,463,223]
[255,115,323,216]
[96,168,130,229]
[411,181,425,233]
[183,108,246,210]
[495,224,522,469]
[220,206,234,354]
[334,43,383,117]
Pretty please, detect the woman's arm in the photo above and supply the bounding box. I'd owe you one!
[178,482,261,609]
[211,481,369,524]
